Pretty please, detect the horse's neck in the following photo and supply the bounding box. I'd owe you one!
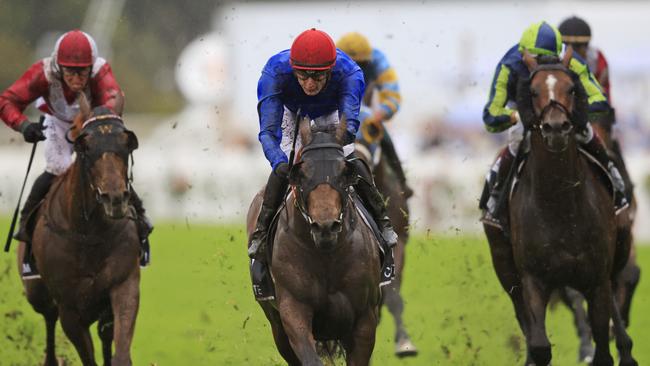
[527,135,583,203]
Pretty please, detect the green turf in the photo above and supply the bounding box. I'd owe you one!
[1,220,648,365]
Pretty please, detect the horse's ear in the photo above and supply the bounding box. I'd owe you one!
[336,114,348,144]
[288,162,304,185]
[343,160,360,186]
[298,116,312,146]
[73,133,87,153]
[125,130,139,151]
[522,50,538,72]
[78,93,91,120]
[562,45,573,68]
[70,93,92,141]
[113,90,125,115]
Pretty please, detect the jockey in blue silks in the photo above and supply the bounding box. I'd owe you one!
[249,28,399,275]
[479,21,627,229]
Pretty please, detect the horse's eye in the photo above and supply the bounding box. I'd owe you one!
[530,89,538,98]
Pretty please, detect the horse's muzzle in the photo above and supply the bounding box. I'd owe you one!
[310,219,342,251]
[97,189,130,219]
[541,120,572,152]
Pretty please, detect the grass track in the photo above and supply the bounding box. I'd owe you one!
[0,220,648,365]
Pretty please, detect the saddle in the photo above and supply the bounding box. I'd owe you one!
[510,148,615,202]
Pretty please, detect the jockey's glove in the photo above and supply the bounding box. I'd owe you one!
[19,121,46,143]
[273,162,290,179]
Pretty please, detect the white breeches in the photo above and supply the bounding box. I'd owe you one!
[43,114,74,175]
[280,107,354,158]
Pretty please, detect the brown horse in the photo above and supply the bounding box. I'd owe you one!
[484,49,637,366]
[247,118,382,366]
[356,140,417,357]
[19,99,140,366]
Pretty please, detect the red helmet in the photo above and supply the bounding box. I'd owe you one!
[54,30,97,68]
[290,28,337,71]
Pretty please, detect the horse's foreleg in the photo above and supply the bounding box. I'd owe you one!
[97,309,114,366]
[110,270,140,366]
[277,293,323,366]
[43,309,59,366]
[587,283,614,366]
[610,294,638,366]
[261,303,301,366]
[58,308,97,366]
[521,275,551,366]
[345,308,378,366]
[560,287,594,363]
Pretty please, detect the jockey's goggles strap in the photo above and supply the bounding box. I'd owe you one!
[82,114,124,129]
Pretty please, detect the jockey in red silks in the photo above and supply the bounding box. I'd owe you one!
[479,21,627,230]
[0,30,152,271]
[249,28,398,299]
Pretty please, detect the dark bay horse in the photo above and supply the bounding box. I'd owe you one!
[19,97,141,366]
[247,118,382,366]
[483,49,637,366]
[356,141,417,357]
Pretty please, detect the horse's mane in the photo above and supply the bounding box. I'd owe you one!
[516,62,588,130]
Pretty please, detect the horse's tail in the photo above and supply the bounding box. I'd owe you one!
[316,340,345,364]
[313,292,354,362]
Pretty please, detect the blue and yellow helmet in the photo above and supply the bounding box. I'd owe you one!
[518,21,563,56]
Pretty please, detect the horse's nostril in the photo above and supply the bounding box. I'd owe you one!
[331,220,342,233]
[542,123,553,133]
[561,121,572,132]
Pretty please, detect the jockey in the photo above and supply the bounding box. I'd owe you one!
[249,28,398,266]
[559,16,611,100]
[0,30,153,270]
[480,21,627,229]
[336,32,413,198]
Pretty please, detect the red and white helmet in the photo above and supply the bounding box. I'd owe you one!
[290,28,337,71]
[53,30,98,68]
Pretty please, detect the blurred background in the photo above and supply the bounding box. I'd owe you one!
[1,1,650,365]
[1,0,650,237]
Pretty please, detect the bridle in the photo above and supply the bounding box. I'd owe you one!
[73,115,137,220]
[527,63,575,132]
[290,141,354,234]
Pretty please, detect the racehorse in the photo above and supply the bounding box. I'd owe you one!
[356,140,417,357]
[483,48,637,366]
[18,95,141,366]
[247,117,382,366]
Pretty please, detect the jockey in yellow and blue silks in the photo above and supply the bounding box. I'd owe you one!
[249,29,399,285]
[337,32,412,198]
[479,21,627,229]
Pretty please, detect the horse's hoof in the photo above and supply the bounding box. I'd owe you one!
[579,345,594,364]
[395,338,418,358]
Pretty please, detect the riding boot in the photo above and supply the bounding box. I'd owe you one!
[610,139,634,198]
[579,131,628,212]
[480,147,514,229]
[129,188,153,266]
[351,158,399,248]
[14,171,56,243]
[248,168,289,262]
[381,134,414,198]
